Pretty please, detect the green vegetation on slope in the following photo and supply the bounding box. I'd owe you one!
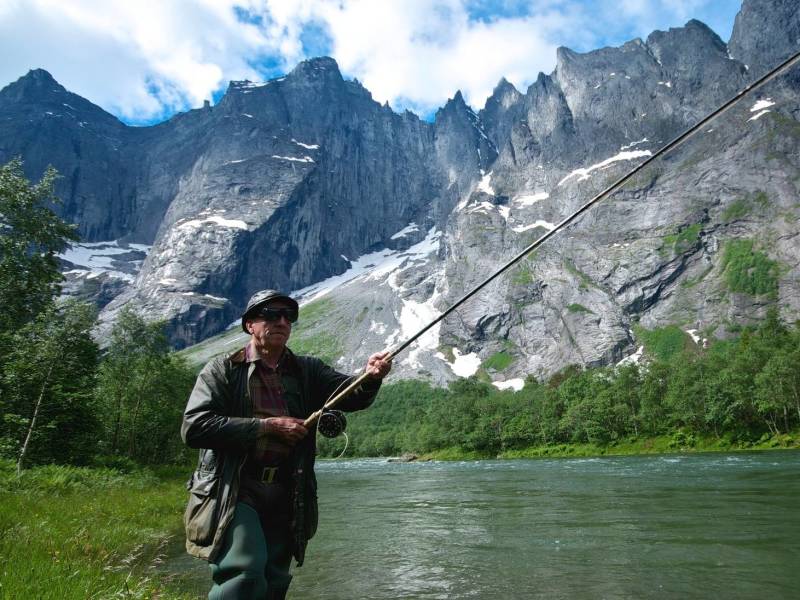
[634,324,690,361]
[290,297,343,364]
[722,238,780,297]
[484,351,514,371]
[566,303,595,315]
[661,223,702,255]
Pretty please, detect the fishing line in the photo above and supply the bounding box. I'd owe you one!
[313,377,350,456]
[304,47,800,429]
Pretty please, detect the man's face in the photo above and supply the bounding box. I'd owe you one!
[246,299,294,353]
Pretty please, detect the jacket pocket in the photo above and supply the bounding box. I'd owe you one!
[184,474,219,546]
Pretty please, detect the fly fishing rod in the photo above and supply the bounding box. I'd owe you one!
[305,47,800,430]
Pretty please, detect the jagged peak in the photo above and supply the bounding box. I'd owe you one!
[555,45,578,64]
[492,77,519,96]
[288,56,343,79]
[684,18,715,32]
[728,0,800,73]
[646,17,725,50]
[226,57,344,94]
[2,68,66,96]
[23,68,59,83]
[433,90,475,124]
[482,77,522,113]
[527,71,556,92]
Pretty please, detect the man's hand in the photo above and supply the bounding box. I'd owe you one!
[261,417,308,445]
[365,351,392,380]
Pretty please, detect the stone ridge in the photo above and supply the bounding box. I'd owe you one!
[1,0,799,383]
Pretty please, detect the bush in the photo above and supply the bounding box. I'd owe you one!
[722,239,780,297]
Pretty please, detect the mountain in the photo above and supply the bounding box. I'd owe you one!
[1,0,798,385]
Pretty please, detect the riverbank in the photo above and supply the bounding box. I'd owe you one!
[0,461,193,599]
[3,440,799,598]
[421,431,800,461]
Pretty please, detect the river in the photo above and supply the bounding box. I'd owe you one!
[172,451,800,599]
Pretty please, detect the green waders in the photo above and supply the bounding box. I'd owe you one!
[208,503,293,600]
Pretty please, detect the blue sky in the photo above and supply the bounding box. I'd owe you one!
[0,1,743,125]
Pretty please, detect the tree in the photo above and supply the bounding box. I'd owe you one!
[0,301,99,472]
[95,308,196,463]
[754,348,800,434]
[0,159,78,337]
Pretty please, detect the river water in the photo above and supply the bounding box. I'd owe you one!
[172,451,800,599]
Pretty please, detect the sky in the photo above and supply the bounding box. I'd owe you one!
[1,0,744,125]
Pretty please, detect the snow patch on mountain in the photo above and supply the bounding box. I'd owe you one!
[177,215,249,231]
[391,222,419,240]
[558,150,652,186]
[512,220,556,233]
[444,348,481,377]
[271,155,315,163]
[477,171,495,195]
[513,192,548,206]
[493,378,524,391]
[60,240,151,282]
[293,227,442,304]
[291,139,319,150]
[751,98,775,112]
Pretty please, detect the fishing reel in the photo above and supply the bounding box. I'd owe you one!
[317,409,347,438]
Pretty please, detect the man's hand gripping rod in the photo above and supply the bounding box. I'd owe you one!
[304,48,800,429]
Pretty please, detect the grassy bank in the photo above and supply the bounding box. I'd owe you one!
[422,431,800,461]
[0,461,197,599]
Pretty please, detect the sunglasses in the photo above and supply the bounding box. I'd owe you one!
[259,307,299,323]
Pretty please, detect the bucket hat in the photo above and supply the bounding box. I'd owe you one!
[241,289,299,333]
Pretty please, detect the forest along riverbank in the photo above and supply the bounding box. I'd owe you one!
[316,316,800,461]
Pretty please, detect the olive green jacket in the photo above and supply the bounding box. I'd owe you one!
[181,345,380,564]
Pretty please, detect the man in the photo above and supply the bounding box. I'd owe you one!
[182,289,391,599]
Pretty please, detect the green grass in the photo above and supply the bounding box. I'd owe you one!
[177,327,248,371]
[753,191,770,208]
[484,351,514,371]
[437,345,456,362]
[424,432,799,461]
[634,324,690,361]
[289,331,342,365]
[722,191,771,223]
[661,223,702,255]
[0,461,196,599]
[511,256,537,286]
[722,198,751,222]
[296,297,334,324]
[512,267,535,285]
[286,297,343,364]
[566,303,594,315]
[721,239,780,297]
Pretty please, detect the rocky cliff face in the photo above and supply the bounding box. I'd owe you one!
[2,0,798,384]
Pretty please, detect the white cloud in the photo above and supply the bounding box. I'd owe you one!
[317,0,569,114]
[0,0,275,122]
[0,0,741,123]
